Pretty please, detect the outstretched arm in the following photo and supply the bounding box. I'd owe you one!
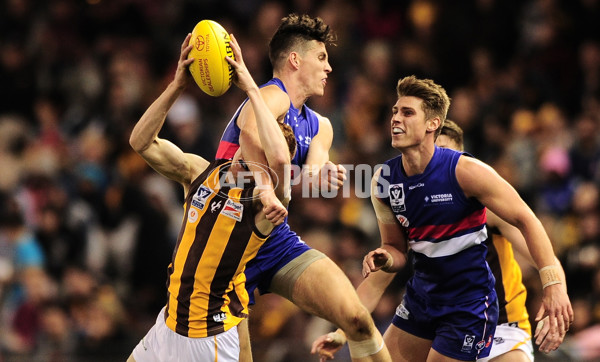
[457,155,573,353]
[129,34,210,193]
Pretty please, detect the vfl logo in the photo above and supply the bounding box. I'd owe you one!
[211,200,222,213]
[212,312,227,322]
[195,35,205,51]
[461,335,475,352]
[191,185,212,210]
[220,199,243,222]
[389,184,406,213]
[395,302,410,320]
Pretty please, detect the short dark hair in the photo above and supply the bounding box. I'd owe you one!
[268,14,336,70]
[439,120,464,151]
[396,75,451,138]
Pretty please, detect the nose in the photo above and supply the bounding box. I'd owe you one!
[325,61,332,73]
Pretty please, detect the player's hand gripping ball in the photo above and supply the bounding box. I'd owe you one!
[187,20,234,97]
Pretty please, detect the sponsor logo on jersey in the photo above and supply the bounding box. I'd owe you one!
[461,335,475,352]
[408,182,424,190]
[188,207,199,223]
[425,193,453,204]
[494,336,505,345]
[396,214,410,227]
[191,185,212,210]
[220,199,243,222]
[389,183,406,213]
[297,134,311,146]
[476,340,486,350]
[212,312,227,322]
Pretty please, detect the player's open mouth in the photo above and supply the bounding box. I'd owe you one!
[392,127,404,135]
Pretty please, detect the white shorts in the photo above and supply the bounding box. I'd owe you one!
[131,308,240,362]
[478,324,534,362]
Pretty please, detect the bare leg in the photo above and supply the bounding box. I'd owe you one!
[238,318,253,362]
[383,324,431,361]
[278,257,391,361]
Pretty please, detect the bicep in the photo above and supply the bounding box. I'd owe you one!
[139,138,209,186]
[457,156,533,228]
[304,114,333,168]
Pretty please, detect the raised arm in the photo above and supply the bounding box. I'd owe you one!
[129,33,210,193]
[457,155,573,353]
[226,35,291,202]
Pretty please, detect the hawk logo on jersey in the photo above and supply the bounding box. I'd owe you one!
[220,199,243,222]
[212,312,227,322]
[192,185,212,210]
[389,184,406,213]
[211,200,222,213]
[461,335,475,352]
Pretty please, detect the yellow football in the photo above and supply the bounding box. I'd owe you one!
[187,20,234,97]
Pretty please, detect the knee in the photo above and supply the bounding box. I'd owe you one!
[340,304,375,340]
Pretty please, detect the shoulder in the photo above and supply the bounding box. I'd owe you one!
[455,154,502,198]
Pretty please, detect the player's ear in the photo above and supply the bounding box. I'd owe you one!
[289,52,301,70]
[427,117,441,133]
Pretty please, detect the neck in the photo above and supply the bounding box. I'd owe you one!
[400,142,436,177]
[274,72,308,110]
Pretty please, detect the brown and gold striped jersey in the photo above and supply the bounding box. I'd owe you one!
[485,227,531,336]
[164,159,269,337]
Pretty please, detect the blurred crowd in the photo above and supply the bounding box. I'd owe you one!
[1,0,599,361]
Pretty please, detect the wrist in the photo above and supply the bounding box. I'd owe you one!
[381,254,394,272]
[539,265,562,289]
[333,329,347,344]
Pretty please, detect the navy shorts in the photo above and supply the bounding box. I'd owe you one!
[392,286,498,360]
[244,223,311,304]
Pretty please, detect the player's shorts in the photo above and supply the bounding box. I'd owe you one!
[131,307,240,362]
[391,286,498,361]
[244,223,311,304]
[477,324,534,362]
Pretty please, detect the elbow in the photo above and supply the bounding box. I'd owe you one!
[129,135,148,154]
[270,154,291,170]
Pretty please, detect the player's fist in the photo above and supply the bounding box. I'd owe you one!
[362,248,393,277]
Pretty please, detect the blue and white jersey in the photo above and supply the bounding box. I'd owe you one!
[215,77,319,168]
[377,146,495,304]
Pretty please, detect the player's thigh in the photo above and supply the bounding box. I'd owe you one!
[489,349,531,362]
[428,347,476,362]
[383,323,431,361]
[238,318,253,362]
[289,256,365,320]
